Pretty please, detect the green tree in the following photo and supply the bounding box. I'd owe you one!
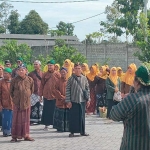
[18,10,48,34]
[48,29,65,36]
[51,39,87,66]
[134,13,150,62]
[115,0,144,41]
[82,34,96,44]
[8,10,20,34]
[100,1,123,39]
[0,40,32,65]
[56,21,75,36]
[0,2,14,33]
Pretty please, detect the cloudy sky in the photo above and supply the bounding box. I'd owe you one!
[9,0,150,41]
[8,0,114,41]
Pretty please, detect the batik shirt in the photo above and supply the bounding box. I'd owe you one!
[110,87,150,150]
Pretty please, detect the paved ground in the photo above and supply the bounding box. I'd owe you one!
[0,116,123,150]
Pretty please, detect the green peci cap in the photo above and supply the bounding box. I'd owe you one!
[47,59,55,65]
[17,57,23,62]
[135,65,150,86]
[4,67,12,74]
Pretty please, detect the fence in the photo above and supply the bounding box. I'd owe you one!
[31,43,141,71]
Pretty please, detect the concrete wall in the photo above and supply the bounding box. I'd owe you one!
[31,43,141,71]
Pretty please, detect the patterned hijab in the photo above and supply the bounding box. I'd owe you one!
[122,63,137,86]
[109,67,118,86]
[86,65,97,81]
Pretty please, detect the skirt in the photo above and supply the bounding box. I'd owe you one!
[107,99,119,118]
[69,102,85,134]
[30,102,43,124]
[53,107,69,132]
[11,106,30,139]
[2,109,13,136]
[41,98,56,126]
[86,88,96,113]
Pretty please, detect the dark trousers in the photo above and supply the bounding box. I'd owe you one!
[69,102,85,134]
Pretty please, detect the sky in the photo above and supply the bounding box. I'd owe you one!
[8,0,114,41]
[8,0,150,41]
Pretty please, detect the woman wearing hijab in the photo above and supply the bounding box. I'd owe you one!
[86,65,97,115]
[117,67,125,82]
[55,64,60,72]
[94,66,107,115]
[121,63,137,98]
[106,67,121,119]
[63,59,73,79]
[82,63,90,76]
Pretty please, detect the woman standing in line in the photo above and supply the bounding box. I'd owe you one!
[106,67,121,119]
[86,65,97,115]
[94,66,108,115]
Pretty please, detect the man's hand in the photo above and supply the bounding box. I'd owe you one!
[66,102,72,109]
[121,93,125,99]
[86,101,90,108]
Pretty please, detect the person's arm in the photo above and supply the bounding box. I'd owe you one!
[31,78,34,94]
[110,96,134,121]
[0,81,2,110]
[39,73,45,97]
[65,77,71,103]
[54,81,65,101]
[121,82,125,94]
[10,79,14,98]
[85,77,90,101]
[106,78,115,92]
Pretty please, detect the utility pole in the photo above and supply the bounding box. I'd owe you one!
[144,0,148,41]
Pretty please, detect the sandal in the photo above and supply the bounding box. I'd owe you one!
[69,133,74,137]
[24,137,35,141]
[10,138,17,142]
[81,133,89,136]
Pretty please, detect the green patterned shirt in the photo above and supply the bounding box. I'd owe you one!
[110,87,150,150]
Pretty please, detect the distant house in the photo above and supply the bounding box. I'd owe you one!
[0,34,81,47]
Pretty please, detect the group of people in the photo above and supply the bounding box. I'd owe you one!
[0,57,150,150]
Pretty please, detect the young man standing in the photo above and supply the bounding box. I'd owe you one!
[10,66,34,142]
[40,60,60,130]
[0,68,13,137]
[66,63,90,137]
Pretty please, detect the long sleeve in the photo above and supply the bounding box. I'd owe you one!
[54,81,65,101]
[65,77,71,103]
[0,81,2,110]
[10,79,14,98]
[106,78,115,92]
[85,77,90,101]
[121,81,125,93]
[39,74,45,97]
[31,79,34,94]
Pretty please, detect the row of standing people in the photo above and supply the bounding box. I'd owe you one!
[0,58,91,141]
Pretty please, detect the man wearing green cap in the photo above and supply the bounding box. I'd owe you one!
[11,57,24,78]
[40,59,61,131]
[110,65,150,150]
[0,68,13,137]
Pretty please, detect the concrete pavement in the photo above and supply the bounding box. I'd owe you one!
[0,116,123,150]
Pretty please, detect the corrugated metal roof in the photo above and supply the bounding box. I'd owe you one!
[0,34,79,41]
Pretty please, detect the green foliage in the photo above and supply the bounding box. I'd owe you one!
[8,10,20,34]
[18,10,48,34]
[0,2,14,33]
[134,13,150,62]
[48,29,65,36]
[55,39,66,47]
[51,39,87,66]
[0,40,32,66]
[56,21,75,36]
[100,1,124,39]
